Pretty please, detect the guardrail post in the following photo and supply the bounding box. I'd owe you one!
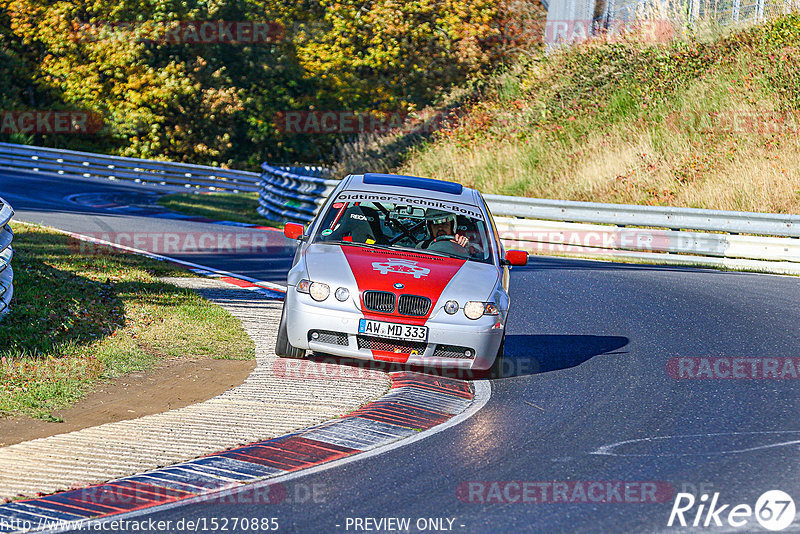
[689,0,701,22]
[258,163,338,224]
[0,196,14,322]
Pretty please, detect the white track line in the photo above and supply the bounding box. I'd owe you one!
[14,221,287,293]
[36,381,491,534]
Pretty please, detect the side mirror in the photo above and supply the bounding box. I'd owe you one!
[503,250,528,266]
[284,222,305,240]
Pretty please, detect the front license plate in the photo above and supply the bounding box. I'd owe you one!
[358,319,428,342]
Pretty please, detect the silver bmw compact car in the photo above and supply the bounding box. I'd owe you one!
[275,173,527,373]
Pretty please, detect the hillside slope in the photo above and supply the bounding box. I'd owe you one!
[341,14,800,214]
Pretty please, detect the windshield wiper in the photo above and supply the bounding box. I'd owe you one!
[420,249,469,259]
[318,240,470,260]
[317,240,398,252]
[390,245,468,260]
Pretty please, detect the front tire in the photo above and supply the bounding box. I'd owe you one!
[275,302,306,359]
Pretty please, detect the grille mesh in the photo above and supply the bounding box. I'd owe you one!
[433,344,475,359]
[397,295,431,316]
[309,330,348,346]
[363,291,396,313]
[357,335,427,354]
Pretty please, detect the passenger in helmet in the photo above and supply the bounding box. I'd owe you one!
[417,208,470,252]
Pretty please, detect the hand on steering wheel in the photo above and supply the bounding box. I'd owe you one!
[431,234,468,249]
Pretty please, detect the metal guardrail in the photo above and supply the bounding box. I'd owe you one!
[0,196,13,321]
[485,197,800,274]
[2,141,796,274]
[257,166,800,274]
[483,194,800,237]
[258,163,338,224]
[493,217,800,269]
[0,142,261,192]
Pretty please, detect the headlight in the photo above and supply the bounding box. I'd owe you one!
[310,282,330,301]
[464,301,485,320]
[335,287,350,302]
[464,301,499,320]
[444,300,459,314]
[297,279,330,301]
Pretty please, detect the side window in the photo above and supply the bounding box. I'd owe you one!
[452,215,490,261]
[477,193,501,261]
[319,202,386,244]
[316,202,347,241]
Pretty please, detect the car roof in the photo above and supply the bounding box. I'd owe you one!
[342,173,478,205]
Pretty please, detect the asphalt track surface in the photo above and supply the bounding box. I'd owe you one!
[3,170,800,533]
[0,169,295,284]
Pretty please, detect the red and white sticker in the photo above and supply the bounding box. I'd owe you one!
[372,258,430,279]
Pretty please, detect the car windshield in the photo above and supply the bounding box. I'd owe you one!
[312,195,493,263]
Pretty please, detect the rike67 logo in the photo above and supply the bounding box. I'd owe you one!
[668,490,796,531]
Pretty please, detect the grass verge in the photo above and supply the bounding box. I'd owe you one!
[157,192,278,226]
[0,223,255,420]
[336,13,800,214]
[522,249,799,276]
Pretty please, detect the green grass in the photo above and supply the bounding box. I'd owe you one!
[158,192,278,226]
[337,13,800,215]
[0,223,255,420]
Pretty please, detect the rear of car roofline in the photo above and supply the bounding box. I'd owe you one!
[363,173,463,195]
[342,173,479,205]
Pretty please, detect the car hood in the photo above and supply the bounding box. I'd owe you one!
[304,243,499,319]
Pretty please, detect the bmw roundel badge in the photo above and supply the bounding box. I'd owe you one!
[393,282,405,289]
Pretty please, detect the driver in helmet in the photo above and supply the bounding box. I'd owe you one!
[417,208,469,250]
